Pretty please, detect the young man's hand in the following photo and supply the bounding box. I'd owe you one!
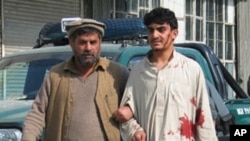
[133,130,146,141]
[112,105,133,123]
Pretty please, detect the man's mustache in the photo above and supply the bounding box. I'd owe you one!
[81,52,94,56]
[150,38,161,43]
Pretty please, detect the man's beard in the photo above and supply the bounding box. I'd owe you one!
[78,51,99,67]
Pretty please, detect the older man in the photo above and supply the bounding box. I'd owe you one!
[22,18,129,141]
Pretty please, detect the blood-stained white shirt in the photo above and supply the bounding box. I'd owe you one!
[120,50,217,141]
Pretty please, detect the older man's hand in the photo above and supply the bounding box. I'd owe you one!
[112,105,133,123]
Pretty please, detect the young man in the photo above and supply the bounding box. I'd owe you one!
[113,7,217,141]
[22,18,129,141]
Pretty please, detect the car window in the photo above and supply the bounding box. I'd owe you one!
[100,52,120,61]
[127,55,145,70]
[0,50,121,101]
[0,58,64,101]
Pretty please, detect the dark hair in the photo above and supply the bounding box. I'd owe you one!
[69,27,102,40]
[143,7,178,30]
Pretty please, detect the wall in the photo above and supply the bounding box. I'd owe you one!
[1,0,82,56]
[236,0,250,94]
[161,0,185,43]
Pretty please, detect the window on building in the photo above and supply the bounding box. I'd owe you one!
[185,0,203,41]
[185,0,235,98]
[114,0,160,18]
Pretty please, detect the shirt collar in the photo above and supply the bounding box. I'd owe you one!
[145,49,178,66]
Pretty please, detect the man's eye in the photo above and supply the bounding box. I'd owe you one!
[158,27,166,33]
[79,41,86,45]
[90,41,97,45]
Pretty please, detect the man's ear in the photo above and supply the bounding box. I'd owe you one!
[69,39,74,47]
[171,29,178,40]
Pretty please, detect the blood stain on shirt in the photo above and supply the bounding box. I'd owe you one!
[196,108,205,127]
[179,114,194,139]
[190,97,197,107]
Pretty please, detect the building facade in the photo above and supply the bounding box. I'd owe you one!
[0,0,249,97]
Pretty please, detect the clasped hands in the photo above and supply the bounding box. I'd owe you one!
[112,105,146,141]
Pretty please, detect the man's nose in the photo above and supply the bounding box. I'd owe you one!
[85,42,92,50]
[151,30,160,38]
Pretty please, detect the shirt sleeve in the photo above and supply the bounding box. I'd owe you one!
[195,68,218,141]
[119,72,144,141]
[22,76,51,141]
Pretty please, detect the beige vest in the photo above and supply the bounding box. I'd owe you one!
[43,58,124,141]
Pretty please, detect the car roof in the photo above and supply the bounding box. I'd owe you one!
[2,43,130,58]
[1,43,214,83]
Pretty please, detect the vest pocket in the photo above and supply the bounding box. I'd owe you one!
[104,93,119,114]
